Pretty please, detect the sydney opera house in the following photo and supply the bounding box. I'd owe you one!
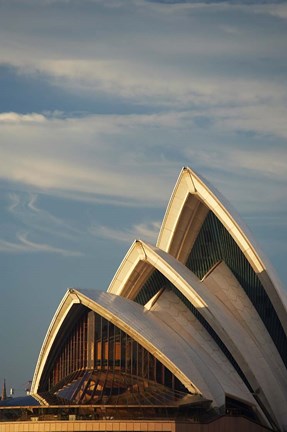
[1,167,287,432]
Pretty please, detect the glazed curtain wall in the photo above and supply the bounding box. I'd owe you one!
[48,311,88,390]
[186,211,287,368]
[134,270,252,393]
[44,308,185,394]
[135,210,287,370]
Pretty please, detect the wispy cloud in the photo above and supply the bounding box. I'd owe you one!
[210,104,287,140]
[90,221,161,244]
[250,3,287,20]
[7,192,82,238]
[1,0,286,108]
[0,232,82,256]
[8,193,22,212]
[0,112,47,123]
[0,0,286,250]
[184,141,287,181]
[1,110,286,214]
[3,193,86,257]
[0,113,181,206]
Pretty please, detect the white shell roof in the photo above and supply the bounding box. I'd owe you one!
[32,288,216,402]
[107,239,287,430]
[32,287,264,411]
[30,166,287,431]
[156,166,287,335]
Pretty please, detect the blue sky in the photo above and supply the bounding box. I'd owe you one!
[0,0,286,396]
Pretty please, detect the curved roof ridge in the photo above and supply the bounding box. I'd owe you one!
[106,239,287,430]
[31,289,80,394]
[31,288,231,406]
[156,166,287,330]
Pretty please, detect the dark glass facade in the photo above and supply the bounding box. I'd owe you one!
[135,210,287,371]
[135,270,167,305]
[48,311,88,387]
[134,270,252,391]
[39,307,187,405]
[133,241,279,426]
[186,210,287,368]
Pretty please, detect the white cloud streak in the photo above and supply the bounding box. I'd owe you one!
[90,221,161,244]
[0,232,82,256]
[7,192,84,239]
[0,112,47,123]
[1,110,286,212]
[1,0,287,108]
[0,0,286,223]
